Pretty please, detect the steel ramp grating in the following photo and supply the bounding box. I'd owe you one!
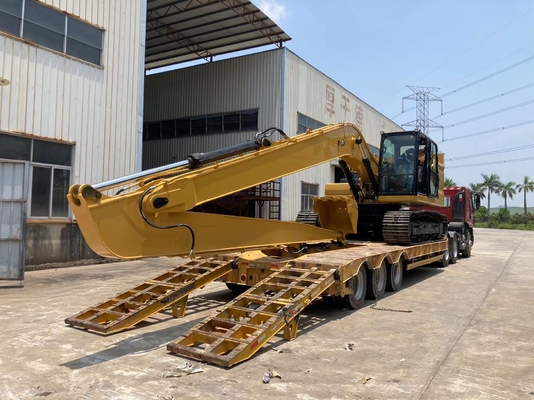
[167,266,337,367]
[64,258,234,334]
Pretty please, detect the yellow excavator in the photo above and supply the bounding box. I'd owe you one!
[66,123,452,367]
[68,122,446,260]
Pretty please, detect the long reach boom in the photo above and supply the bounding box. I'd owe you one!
[68,123,379,259]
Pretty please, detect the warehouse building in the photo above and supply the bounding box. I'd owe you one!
[143,48,402,220]
[0,0,146,280]
[0,0,400,281]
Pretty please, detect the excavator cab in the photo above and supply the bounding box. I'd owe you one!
[378,131,440,199]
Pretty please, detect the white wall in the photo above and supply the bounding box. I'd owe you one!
[143,49,282,169]
[280,49,403,220]
[0,0,143,185]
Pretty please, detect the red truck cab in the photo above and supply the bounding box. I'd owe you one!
[414,186,481,258]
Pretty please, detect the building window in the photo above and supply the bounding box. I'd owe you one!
[301,182,319,211]
[143,110,259,141]
[0,0,103,66]
[297,113,325,134]
[0,133,73,219]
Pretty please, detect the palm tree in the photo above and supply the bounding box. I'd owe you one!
[515,176,534,215]
[480,173,501,215]
[444,177,456,187]
[499,181,516,211]
[469,182,486,200]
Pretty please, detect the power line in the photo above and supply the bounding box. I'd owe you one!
[391,52,534,120]
[439,54,534,97]
[439,99,534,129]
[440,41,534,90]
[378,86,409,107]
[447,143,534,161]
[412,7,534,84]
[434,82,534,119]
[444,120,534,142]
[390,15,534,111]
[446,156,534,169]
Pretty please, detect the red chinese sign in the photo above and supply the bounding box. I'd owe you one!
[326,84,336,118]
[341,95,350,120]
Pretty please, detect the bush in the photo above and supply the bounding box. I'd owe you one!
[475,210,534,231]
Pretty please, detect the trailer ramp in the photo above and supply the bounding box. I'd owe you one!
[167,266,336,367]
[65,258,234,334]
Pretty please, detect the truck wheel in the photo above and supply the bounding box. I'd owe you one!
[342,266,367,310]
[438,246,450,268]
[449,234,458,264]
[386,261,403,292]
[366,260,387,299]
[461,231,472,258]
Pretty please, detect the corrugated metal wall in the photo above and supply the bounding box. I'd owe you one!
[281,49,403,220]
[143,49,282,168]
[0,0,143,185]
[143,48,403,223]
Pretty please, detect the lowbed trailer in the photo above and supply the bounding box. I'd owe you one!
[66,238,448,367]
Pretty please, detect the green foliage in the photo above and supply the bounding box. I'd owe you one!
[444,177,456,187]
[499,181,516,211]
[480,173,501,215]
[470,182,486,199]
[516,176,534,216]
[476,210,534,231]
[475,206,488,222]
[451,174,533,230]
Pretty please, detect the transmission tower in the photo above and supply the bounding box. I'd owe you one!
[401,86,444,140]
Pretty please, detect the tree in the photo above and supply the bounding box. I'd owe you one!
[516,176,534,215]
[469,182,486,200]
[444,177,456,187]
[499,181,516,212]
[480,173,501,215]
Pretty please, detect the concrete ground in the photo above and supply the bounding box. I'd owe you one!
[0,228,533,400]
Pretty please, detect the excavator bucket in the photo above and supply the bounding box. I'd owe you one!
[65,257,234,334]
[314,195,358,234]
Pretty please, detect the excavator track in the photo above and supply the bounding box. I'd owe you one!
[166,266,336,368]
[383,210,448,245]
[65,258,234,334]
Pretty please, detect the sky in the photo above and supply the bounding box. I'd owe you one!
[152,0,534,208]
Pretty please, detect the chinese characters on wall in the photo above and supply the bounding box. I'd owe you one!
[326,85,336,118]
[325,84,364,131]
[354,104,364,131]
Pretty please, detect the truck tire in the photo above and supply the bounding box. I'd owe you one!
[438,246,450,268]
[449,233,458,264]
[366,260,387,300]
[341,266,367,310]
[386,261,403,292]
[461,230,472,258]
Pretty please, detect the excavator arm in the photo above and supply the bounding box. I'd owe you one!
[135,123,377,215]
[68,123,378,259]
